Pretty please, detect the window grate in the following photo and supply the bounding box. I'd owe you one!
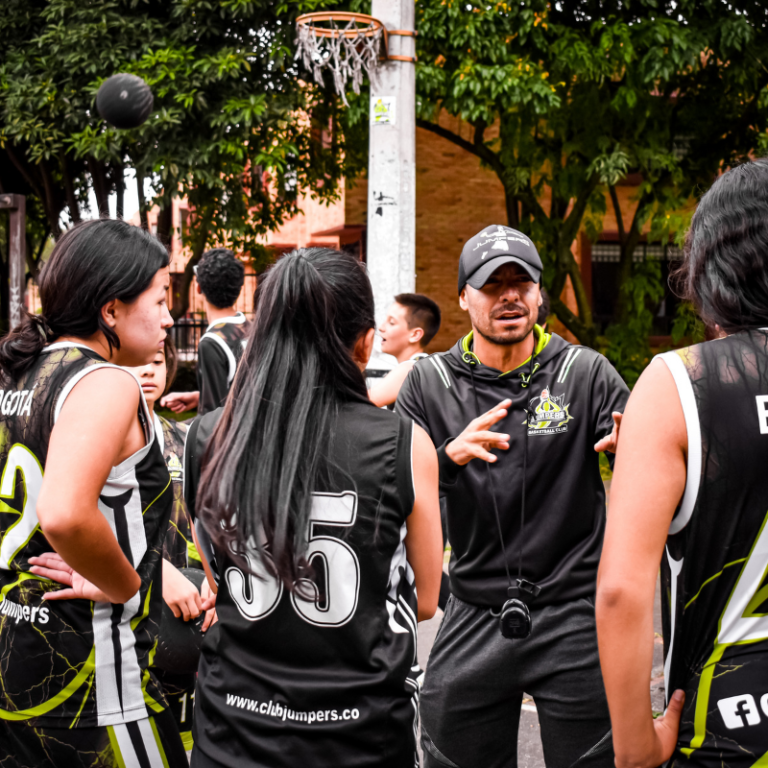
[590,242,681,263]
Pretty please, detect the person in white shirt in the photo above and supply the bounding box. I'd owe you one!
[369,293,441,408]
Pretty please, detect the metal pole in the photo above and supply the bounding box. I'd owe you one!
[0,194,26,331]
[367,0,416,336]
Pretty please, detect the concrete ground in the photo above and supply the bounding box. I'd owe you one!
[416,566,665,768]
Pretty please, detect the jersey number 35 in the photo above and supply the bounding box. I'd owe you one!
[225,492,361,628]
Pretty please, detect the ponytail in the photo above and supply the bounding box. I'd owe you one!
[0,219,168,381]
[0,311,54,381]
[197,248,375,591]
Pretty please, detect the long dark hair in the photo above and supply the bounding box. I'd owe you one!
[676,159,768,333]
[0,219,169,380]
[162,335,178,396]
[196,248,375,590]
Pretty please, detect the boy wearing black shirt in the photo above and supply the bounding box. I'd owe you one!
[162,249,250,415]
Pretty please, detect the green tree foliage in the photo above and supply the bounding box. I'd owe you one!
[414,0,768,379]
[0,0,353,317]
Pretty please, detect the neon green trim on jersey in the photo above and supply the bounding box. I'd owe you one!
[69,669,95,728]
[143,477,172,517]
[744,565,768,618]
[107,725,129,768]
[143,634,165,714]
[750,749,768,767]
[187,538,202,564]
[138,585,166,714]
[143,681,166,714]
[684,558,748,611]
[0,571,46,600]
[150,715,172,768]
[683,509,768,755]
[460,325,550,375]
[180,729,194,751]
[0,500,20,517]
[680,642,729,756]
[0,646,96,720]
[131,583,152,632]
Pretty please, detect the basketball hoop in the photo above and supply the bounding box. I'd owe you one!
[295,12,387,105]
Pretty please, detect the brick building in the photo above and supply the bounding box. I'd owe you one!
[144,114,679,354]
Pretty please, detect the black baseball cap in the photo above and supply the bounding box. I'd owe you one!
[458,225,542,293]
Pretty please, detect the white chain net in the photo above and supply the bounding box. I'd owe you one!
[296,18,383,106]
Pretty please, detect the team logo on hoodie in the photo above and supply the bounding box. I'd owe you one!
[526,387,573,435]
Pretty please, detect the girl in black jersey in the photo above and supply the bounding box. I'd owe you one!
[131,338,215,752]
[0,219,188,768]
[184,248,443,768]
[597,160,768,768]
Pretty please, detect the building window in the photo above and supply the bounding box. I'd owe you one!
[591,242,682,336]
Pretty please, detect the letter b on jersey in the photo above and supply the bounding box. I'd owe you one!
[718,695,761,729]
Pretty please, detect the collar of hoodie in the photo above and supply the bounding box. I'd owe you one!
[459,324,551,386]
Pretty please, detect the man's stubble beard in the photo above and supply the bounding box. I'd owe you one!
[472,311,537,347]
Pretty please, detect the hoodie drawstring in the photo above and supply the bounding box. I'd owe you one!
[468,351,536,594]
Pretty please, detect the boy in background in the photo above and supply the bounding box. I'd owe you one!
[162,248,250,415]
[369,293,441,408]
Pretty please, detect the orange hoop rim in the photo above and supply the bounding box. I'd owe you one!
[296,11,385,39]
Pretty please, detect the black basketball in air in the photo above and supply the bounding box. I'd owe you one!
[154,567,208,675]
[96,74,154,129]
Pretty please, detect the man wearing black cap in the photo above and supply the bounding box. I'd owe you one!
[396,225,629,768]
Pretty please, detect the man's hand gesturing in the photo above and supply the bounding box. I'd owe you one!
[445,399,512,466]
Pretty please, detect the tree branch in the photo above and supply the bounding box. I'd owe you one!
[136,167,148,230]
[25,225,50,284]
[550,294,595,347]
[38,160,62,239]
[416,117,504,176]
[473,119,487,149]
[561,175,599,247]
[114,162,124,219]
[60,151,80,224]
[156,199,173,248]
[88,158,109,217]
[608,184,625,244]
[5,145,44,203]
[171,207,212,320]
[615,186,656,322]
[504,186,520,229]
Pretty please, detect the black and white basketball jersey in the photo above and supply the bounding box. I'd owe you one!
[660,332,768,765]
[0,342,173,727]
[197,312,250,415]
[154,413,201,571]
[185,400,420,768]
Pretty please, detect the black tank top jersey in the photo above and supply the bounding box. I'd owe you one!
[184,400,420,768]
[0,342,173,728]
[197,313,251,415]
[660,332,768,766]
[154,414,201,571]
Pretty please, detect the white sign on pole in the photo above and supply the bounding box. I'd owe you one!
[371,96,397,125]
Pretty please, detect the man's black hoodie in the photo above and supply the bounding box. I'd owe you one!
[396,327,629,608]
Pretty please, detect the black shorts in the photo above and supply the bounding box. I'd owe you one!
[0,707,188,768]
[420,595,613,768]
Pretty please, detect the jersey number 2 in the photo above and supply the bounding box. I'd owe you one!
[0,444,44,570]
[718,513,768,645]
[225,492,361,627]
